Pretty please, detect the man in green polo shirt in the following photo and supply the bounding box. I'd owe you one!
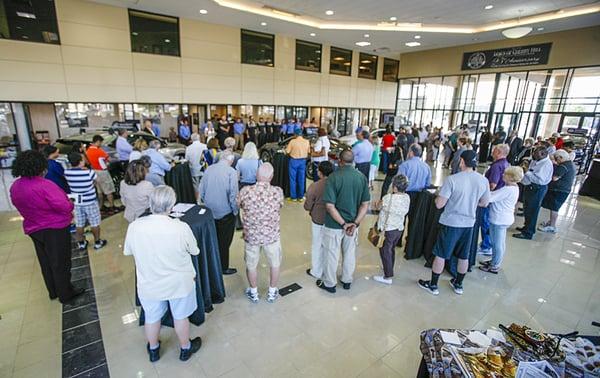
[317,150,370,293]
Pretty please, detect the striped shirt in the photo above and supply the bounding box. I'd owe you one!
[64,168,97,205]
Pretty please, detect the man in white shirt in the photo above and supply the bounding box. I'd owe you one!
[310,128,330,182]
[513,146,553,240]
[123,186,202,363]
[185,133,207,199]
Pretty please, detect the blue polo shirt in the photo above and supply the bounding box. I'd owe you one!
[352,140,374,164]
[397,157,432,192]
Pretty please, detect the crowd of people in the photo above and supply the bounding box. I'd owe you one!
[7,114,580,362]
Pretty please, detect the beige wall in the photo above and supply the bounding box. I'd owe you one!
[399,26,600,78]
[0,0,397,109]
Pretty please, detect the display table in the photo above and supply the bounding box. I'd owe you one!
[418,326,599,377]
[137,205,225,327]
[165,162,196,204]
[579,159,600,201]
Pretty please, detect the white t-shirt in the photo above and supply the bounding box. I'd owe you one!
[312,136,330,163]
[124,214,199,300]
[438,170,490,228]
[489,185,519,226]
[185,141,207,177]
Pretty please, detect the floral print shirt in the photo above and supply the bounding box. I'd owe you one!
[237,182,284,246]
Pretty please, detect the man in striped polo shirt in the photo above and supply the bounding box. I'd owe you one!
[64,152,108,250]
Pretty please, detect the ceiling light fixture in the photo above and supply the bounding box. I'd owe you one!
[355,41,371,47]
[325,10,334,16]
[16,11,36,19]
[414,35,421,39]
[405,41,421,47]
[364,33,370,38]
[132,32,138,36]
[502,26,533,38]
[484,5,494,10]
[212,0,600,34]
[309,32,316,36]
[389,16,397,21]
[260,21,267,26]
[333,57,345,61]
[537,27,544,31]
[361,60,371,63]
[199,9,208,14]
[164,39,170,43]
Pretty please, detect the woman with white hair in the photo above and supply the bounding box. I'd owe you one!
[236,142,262,187]
[143,140,173,186]
[124,186,202,362]
[538,149,576,234]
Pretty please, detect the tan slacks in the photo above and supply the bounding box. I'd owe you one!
[234,134,244,151]
[321,226,358,288]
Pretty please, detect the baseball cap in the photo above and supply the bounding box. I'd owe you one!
[460,150,478,168]
[294,128,302,135]
[355,127,363,134]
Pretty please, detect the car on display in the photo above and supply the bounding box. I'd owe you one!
[55,130,186,161]
[338,127,388,146]
[258,135,351,180]
[55,129,186,196]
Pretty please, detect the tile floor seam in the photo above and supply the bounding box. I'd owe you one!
[62,301,95,314]
[68,362,108,378]
[62,338,102,355]
[62,318,100,333]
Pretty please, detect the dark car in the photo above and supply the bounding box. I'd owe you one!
[259,135,350,180]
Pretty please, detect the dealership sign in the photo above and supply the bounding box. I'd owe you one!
[462,43,552,70]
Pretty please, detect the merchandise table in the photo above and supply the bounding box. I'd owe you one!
[137,205,226,327]
[165,162,196,204]
[417,327,600,377]
[579,159,600,201]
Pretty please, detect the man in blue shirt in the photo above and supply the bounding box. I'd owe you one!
[115,129,133,163]
[352,130,374,179]
[397,143,431,194]
[178,119,191,145]
[233,118,245,151]
[43,145,69,193]
[151,122,161,137]
[198,151,239,275]
[286,119,296,137]
[143,140,172,186]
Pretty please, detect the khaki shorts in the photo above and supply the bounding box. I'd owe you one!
[244,240,282,270]
[94,170,115,195]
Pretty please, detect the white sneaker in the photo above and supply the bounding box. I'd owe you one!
[538,225,556,234]
[373,275,392,285]
[477,247,492,256]
[266,289,279,303]
[245,288,259,303]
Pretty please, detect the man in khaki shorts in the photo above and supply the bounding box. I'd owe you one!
[85,135,117,213]
[237,163,284,303]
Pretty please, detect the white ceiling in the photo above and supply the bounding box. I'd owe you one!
[91,0,600,56]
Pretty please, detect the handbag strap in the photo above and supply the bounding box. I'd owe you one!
[379,194,394,231]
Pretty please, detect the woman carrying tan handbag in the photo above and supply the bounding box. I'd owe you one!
[371,174,411,285]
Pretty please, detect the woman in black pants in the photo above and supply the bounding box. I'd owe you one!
[9,150,84,303]
[380,145,405,199]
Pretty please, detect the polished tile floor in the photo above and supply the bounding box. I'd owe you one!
[0,165,599,377]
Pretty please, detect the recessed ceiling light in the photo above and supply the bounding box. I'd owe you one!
[310,32,316,37]
[389,16,397,21]
[16,11,36,19]
[484,5,494,10]
[260,22,267,26]
[405,41,421,47]
[537,27,544,31]
[132,32,138,36]
[164,39,170,43]
[364,34,370,38]
[325,10,334,16]
[359,66,367,70]
[333,57,345,61]
[343,62,351,66]
[414,35,421,39]
[355,41,371,47]
[199,9,208,14]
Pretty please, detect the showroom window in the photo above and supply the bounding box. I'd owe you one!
[0,0,60,44]
[329,46,352,76]
[383,58,399,82]
[358,53,378,80]
[295,39,321,72]
[241,29,274,67]
[129,9,180,57]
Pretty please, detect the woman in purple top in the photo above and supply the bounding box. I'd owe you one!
[10,150,84,304]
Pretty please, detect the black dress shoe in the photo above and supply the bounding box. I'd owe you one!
[512,233,532,240]
[147,341,161,362]
[340,281,351,290]
[223,268,237,275]
[179,337,202,361]
[49,294,58,300]
[516,212,524,217]
[516,226,525,232]
[61,287,85,304]
[316,280,336,293]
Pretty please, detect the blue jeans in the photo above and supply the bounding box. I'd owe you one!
[479,207,491,250]
[382,151,390,174]
[289,158,306,199]
[489,223,508,268]
[522,184,548,238]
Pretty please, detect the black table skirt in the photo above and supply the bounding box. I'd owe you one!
[272,153,291,198]
[165,162,196,204]
[137,205,226,328]
[404,191,437,260]
[580,159,600,201]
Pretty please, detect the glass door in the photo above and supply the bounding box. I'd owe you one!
[559,113,600,173]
